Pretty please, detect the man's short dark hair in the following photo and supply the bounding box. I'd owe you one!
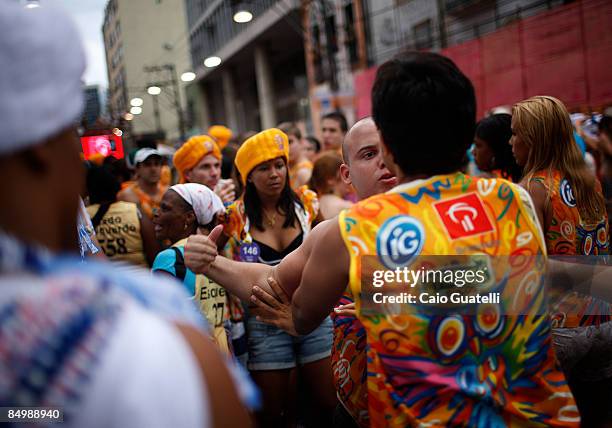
[277,122,302,140]
[321,111,348,133]
[372,52,476,176]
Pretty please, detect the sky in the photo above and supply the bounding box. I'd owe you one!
[62,0,109,88]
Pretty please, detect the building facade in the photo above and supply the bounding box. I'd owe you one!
[82,85,102,129]
[102,0,192,143]
[303,0,606,131]
[185,0,310,135]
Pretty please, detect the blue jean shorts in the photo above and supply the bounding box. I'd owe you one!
[246,315,333,371]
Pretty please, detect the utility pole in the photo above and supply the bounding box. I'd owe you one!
[144,64,186,140]
[151,93,162,133]
[166,64,186,141]
[436,0,448,49]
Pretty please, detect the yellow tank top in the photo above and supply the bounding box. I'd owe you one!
[86,201,147,267]
[338,172,578,427]
[195,276,230,355]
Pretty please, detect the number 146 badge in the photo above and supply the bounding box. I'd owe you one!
[240,242,260,262]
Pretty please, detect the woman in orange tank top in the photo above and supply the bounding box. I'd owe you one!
[511,95,611,426]
[511,96,609,256]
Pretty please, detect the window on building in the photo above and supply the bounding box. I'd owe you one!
[413,19,433,50]
[344,2,358,67]
[325,14,338,54]
[360,0,372,65]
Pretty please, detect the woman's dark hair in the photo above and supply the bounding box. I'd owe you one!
[87,164,121,205]
[599,115,612,139]
[221,144,238,179]
[305,136,321,153]
[372,51,476,176]
[103,155,132,184]
[243,169,304,232]
[476,113,522,182]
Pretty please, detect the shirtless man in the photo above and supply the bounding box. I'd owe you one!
[187,116,394,426]
[117,148,167,219]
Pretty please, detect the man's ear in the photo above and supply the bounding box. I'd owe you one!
[184,168,192,182]
[185,210,197,227]
[339,163,351,185]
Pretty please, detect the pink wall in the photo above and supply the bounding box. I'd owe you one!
[354,0,612,118]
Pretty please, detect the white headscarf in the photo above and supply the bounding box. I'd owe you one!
[0,0,86,154]
[170,183,225,226]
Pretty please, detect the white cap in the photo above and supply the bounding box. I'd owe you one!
[134,148,162,165]
[0,0,86,155]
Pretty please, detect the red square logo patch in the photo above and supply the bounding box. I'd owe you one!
[433,193,494,240]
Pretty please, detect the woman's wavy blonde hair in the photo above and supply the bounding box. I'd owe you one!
[512,95,605,223]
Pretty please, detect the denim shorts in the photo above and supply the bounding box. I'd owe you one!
[246,315,333,371]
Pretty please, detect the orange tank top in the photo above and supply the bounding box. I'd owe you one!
[529,169,609,255]
[338,172,578,427]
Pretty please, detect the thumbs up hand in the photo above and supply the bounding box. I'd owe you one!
[185,224,223,274]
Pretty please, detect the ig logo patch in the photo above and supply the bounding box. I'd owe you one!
[560,179,576,207]
[376,215,424,269]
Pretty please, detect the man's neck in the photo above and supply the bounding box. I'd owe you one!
[137,179,159,196]
[395,172,444,185]
[0,200,75,254]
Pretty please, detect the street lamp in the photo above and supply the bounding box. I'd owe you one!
[181,72,196,82]
[147,86,161,95]
[204,56,221,68]
[233,10,253,23]
[130,106,142,115]
[24,1,40,9]
[130,97,144,107]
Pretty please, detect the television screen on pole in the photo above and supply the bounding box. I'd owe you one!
[80,134,124,160]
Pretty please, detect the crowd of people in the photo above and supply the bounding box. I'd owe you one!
[2,1,612,428]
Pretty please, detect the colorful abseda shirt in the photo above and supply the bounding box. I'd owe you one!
[128,183,167,220]
[530,169,609,256]
[530,169,611,328]
[330,292,368,427]
[338,172,578,427]
[223,185,319,261]
[289,160,314,191]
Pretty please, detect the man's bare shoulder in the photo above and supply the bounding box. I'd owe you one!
[117,186,138,203]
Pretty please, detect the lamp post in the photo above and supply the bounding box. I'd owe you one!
[146,86,163,133]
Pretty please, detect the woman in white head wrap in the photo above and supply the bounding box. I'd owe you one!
[152,183,232,354]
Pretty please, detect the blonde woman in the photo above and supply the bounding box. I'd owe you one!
[511,96,609,256]
[512,96,612,425]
